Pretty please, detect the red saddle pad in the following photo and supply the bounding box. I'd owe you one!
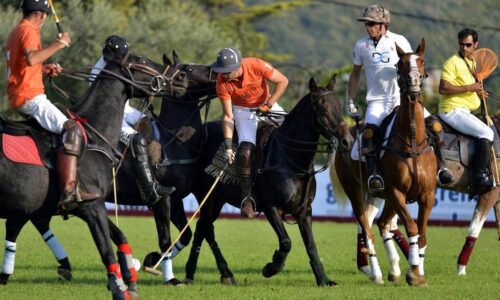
[2,133,44,166]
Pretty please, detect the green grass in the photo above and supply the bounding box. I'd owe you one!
[0,216,498,299]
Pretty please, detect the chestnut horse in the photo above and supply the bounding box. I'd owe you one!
[332,39,433,286]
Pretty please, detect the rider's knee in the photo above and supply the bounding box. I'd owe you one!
[62,119,83,156]
[236,142,255,177]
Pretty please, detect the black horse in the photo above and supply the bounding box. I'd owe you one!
[182,75,351,286]
[107,51,216,284]
[0,53,187,299]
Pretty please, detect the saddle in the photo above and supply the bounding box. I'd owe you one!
[0,115,59,169]
[438,116,500,168]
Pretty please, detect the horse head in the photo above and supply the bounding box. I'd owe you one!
[308,74,353,152]
[103,52,189,99]
[396,38,427,98]
[163,50,217,100]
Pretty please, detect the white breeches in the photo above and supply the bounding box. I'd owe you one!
[18,94,68,134]
[438,108,494,141]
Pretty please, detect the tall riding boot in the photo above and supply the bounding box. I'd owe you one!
[474,138,494,193]
[57,120,99,209]
[131,134,175,207]
[362,124,384,194]
[236,142,256,218]
[425,116,454,186]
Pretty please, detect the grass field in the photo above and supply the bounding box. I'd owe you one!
[0,216,498,300]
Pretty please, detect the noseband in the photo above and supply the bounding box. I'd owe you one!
[397,54,426,100]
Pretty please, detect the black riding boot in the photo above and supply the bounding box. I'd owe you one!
[131,134,175,207]
[425,116,454,186]
[236,142,256,218]
[362,124,384,194]
[474,138,494,193]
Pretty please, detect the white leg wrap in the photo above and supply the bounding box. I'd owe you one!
[418,245,427,276]
[383,232,401,276]
[468,209,487,238]
[42,230,67,260]
[2,241,16,274]
[366,238,382,281]
[169,241,185,259]
[388,214,399,231]
[161,253,174,282]
[408,235,420,266]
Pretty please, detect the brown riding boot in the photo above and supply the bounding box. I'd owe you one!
[57,150,99,209]
[236,142,256,219]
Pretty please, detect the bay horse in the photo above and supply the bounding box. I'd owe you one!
[0,53,188,299]
[332,39,434,286]
[182,75,352,286]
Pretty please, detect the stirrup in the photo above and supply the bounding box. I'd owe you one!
[437,168,454,186]
[367,174,385,193]
[240,196,256,218]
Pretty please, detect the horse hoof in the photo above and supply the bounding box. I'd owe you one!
[262,263,279,278]
[143,252,161,269]
[57,267,72,281]
[372,277,384,285]
[406,271,427,287]
[182,278,195,285]
[457,264,467,276]
[164,278,184,286]
[388,273,401,284]
[220,276,236,285]
[0,273,10,285]
[319,279,338,286]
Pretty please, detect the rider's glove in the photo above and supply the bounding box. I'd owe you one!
[347,97,360,118]
[258,102,272,114]
[224,148,235,164]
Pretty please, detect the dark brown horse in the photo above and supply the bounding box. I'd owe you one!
[182,75,351,286]
[332,39,434,286]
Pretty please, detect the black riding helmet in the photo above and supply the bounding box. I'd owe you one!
[102,35,129,63]
[21,0,51,14]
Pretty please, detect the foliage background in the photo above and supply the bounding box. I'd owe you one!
[1,0,499,119]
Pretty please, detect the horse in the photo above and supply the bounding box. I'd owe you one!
[0,53,188,299]
[107,51,216,284]
[332,39,434,286]
[180,75,351,286]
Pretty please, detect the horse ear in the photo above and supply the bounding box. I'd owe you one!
[395,43,405,57]
[173,49,181,66]
[415,38,425,56]
[327,73,337,91]
[309,77,318,92]
[163,54,173,66]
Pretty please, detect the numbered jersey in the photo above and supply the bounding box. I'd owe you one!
[352,30,412,102]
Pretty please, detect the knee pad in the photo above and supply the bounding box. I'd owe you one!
[62,120,83,156]
[362,124,380,154]
[236,142,255,177]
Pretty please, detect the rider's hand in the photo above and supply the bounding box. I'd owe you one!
[43,63,62,77]
[347,98,360,118]
[56,32,71,48]
[224,148,235,164]
[258,102,272,114]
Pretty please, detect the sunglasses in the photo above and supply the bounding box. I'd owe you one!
[364,21,380,27]
[460,42,474,48]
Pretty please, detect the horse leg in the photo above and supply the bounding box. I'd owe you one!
[184,217,206,284]
[169,198,192,257]
[297,209,337,286]
[202,201,235,285]
[387,189,424,286]
[77,206,130,300]
[108,219,139,297]
[31,217,72,281]
[262,206,291,278]
[415,190,434,283]
[0,218,28,285]
[457,188,499,275]
[356,196,383,275]
[378,204,401,284]
[495,200,500,241]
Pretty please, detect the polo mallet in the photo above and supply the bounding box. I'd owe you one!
[144,166,227,275]
[47,0,64,33]
[472,48,499,183]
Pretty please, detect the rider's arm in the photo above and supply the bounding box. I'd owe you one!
[24,32,71,66]
[221,99,234,142]
[439,79,483,95]
[347,64,362,99]
[266,69,289,107]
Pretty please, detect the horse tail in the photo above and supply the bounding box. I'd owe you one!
[329,156,350,210]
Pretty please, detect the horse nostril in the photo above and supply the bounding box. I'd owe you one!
[178,72,186,80]
[340,138,350,150]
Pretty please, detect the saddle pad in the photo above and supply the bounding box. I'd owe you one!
[2,133,44,166]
